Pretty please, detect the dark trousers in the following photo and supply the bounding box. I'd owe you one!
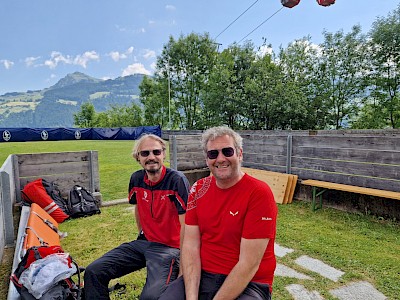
[84,240,180,300]
[159,270,271,300]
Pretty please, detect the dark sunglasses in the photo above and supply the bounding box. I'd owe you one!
[206,147,235,160]
[139,149,164,157]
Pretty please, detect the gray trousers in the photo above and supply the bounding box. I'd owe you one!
[159,271,271,300]
[84,239,180,300]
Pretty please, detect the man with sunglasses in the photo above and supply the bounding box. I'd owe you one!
[160,126,277,300]
[84,134,190,300]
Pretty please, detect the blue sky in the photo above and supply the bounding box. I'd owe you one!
[0,0,398,95]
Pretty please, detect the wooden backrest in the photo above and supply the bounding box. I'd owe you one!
[170,135,207,171]
[169,132,400,193]
[13,151,100,201]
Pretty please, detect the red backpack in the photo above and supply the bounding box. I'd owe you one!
[10,245,81,299]
[21,178,70,223]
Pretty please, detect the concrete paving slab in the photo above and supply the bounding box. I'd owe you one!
[286,284,324,300]
[275,243,294,257]
[275,264,314,280]
[295,255,345,282]
[329,281,387,300]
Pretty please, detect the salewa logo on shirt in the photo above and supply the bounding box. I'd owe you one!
[230,211,239,216]
[261,217,272,221]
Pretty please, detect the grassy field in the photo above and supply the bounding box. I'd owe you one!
[1,141,399,299]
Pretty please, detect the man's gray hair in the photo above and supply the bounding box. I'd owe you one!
[132,134,166,160]
[201,126,243,156]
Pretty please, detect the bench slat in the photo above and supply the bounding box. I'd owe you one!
[301,180,400,200]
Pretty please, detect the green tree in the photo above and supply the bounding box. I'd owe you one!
[278,37,328,129]
[203,42,256,129]
[319,26,367,129]
[73,102,96,128]
[360,4,400,128]
[101,104,143,127]
[157,33,218,129]
[139,75,171,128]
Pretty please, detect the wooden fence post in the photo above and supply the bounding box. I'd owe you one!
[286,134,292,174]
[170,135,177,170]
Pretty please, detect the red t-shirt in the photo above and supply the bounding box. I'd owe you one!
[186,174,277,286]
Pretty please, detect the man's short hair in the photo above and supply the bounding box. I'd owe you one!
[201,126,243,157]
[132,134,166,161]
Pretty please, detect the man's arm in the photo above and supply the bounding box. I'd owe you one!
[182,224,201,300]
[212,237,270,300]
[134,204,142,232]
[178,213,186,276]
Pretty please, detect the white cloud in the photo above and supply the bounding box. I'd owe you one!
[122,63,152,76]
[1,59,14,69]
[150,62,157,70]
[143,49,156,60]
[73,51,100,68]
[44,51,99,69]
[166,5,176,11]
[44,51,72,69]
[109,47,134,62]
[25,56,41,67]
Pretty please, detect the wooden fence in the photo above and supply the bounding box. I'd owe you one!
[169,130,400,216]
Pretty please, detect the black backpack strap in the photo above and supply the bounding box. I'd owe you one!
[20,190,33,205]
[108,282,126,294]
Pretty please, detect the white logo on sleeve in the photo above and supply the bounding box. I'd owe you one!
[230,211,238,216]
[262,217,273,221]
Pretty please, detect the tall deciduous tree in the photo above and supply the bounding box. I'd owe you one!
[363,4,400,128]
[139,75,170,128]
[319,26,367,129]
[278,37,328,129]
[74,102,96,128]
[157,33,218,129]
[203,42,256,129]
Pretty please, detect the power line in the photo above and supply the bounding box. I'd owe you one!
[238,7,284,43]
[215,0,260,40]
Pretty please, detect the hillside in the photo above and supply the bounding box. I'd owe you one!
[0,72,145,127]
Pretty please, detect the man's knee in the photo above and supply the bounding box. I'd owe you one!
[84,259,111,283]
[158,276,186,300]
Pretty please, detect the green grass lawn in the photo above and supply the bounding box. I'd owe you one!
[1,141,399,299]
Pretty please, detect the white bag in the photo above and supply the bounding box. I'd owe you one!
[19,252,77,299]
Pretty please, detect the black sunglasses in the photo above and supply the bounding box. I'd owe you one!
[139,149,164,157]
[206,147,235,160]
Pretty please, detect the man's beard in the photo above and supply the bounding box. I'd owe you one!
[146,168,160,175]
[145,160,162,174]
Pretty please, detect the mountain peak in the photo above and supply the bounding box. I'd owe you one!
[50,72,103,89]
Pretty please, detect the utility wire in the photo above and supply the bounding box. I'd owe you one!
[238,7,284,43]
[215,0,260,40]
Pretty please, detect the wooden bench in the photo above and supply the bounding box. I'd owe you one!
[301,179,400,211]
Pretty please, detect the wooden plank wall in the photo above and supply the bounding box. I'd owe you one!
[291,135,400,192]
[14,151,101,200]
[169,131,400,193]
[170,135,206,171]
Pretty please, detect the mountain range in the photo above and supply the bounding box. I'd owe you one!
[0,72,145,128]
